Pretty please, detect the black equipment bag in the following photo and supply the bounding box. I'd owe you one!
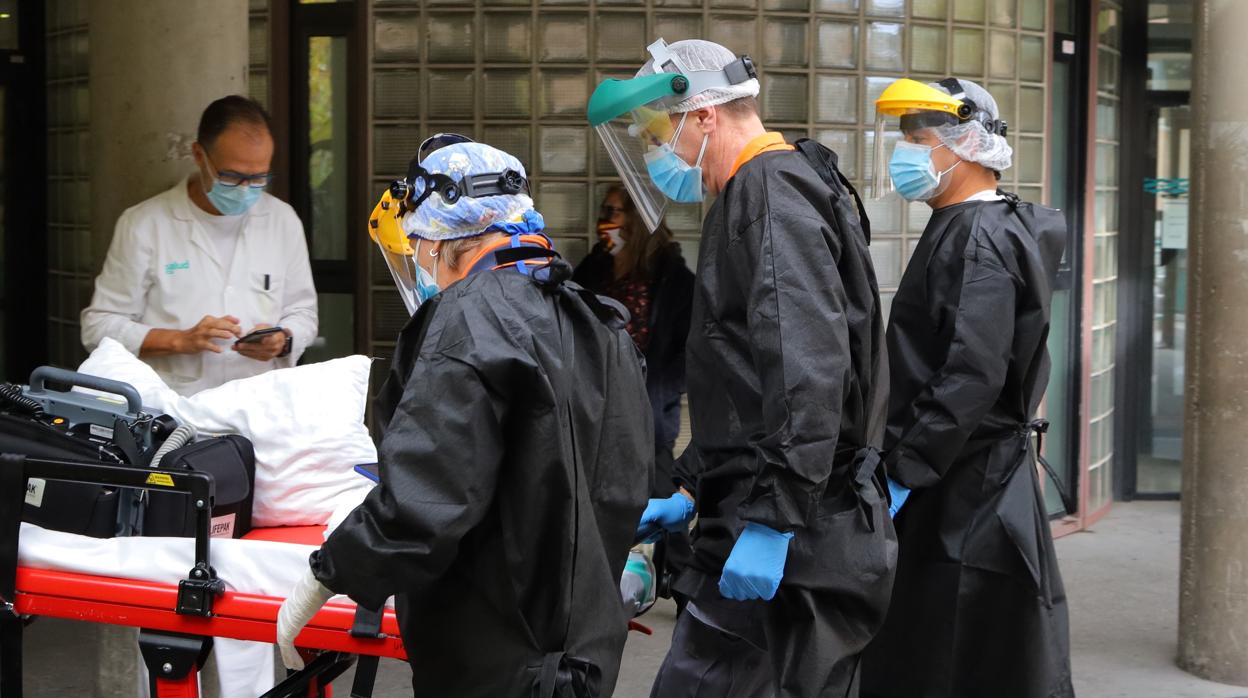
[0,368,175,538]
[144,435,256,539]
[0,412,126,538]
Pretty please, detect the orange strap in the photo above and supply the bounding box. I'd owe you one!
[729,132,796,179]
[456,234,553,281]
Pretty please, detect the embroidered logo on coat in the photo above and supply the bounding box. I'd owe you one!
[165,261,190,275]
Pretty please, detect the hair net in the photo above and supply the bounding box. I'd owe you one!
[927,79,1013,173]
[401,142,542,241]
[636,39,760,114]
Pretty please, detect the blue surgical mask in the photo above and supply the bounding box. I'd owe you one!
[644,114,708,203]
[413,240,441,308]
[205,177,263,216]
[889,141,959,202]
[415,264,440,305]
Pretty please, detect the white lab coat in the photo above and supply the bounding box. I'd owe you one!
[83,179,316,693]
[81,179,319,396]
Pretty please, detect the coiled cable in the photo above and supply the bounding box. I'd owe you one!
[0,383,44,418]
[149,424,198,469]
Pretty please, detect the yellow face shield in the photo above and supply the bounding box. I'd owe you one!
[874,78,964,119]
[368,189,422,315]
[871,78,966,198]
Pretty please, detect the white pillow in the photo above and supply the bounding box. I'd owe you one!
[78,338,376,526]
[75,337,180,413]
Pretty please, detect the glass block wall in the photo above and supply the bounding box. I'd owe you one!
[366,0,1051,354]
[249,0,271,109]
[44,0,91,368]
[1087,0,1120,512]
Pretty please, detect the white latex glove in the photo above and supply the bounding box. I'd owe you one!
[276,567,335,670]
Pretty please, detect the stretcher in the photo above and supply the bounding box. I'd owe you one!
[0,454,407,698]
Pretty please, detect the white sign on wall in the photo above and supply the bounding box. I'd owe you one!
[1161,199,1189,250]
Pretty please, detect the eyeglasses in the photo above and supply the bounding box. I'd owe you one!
[203,151,272,190]
[599,204,625,219]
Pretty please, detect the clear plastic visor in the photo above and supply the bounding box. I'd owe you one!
[872,108,963,198]
[368,193,423,316]
[593,107,683,234]
[870,111,901,199]
[377,243,422,316]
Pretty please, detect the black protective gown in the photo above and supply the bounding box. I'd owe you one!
[310,264,653,697]
[670,140,896,697]
[860,194,1074,698]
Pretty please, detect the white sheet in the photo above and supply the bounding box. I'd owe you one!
[17,519,400,695]
[17,484,384,602]
[17,524,373,698]
[18,522,320,599]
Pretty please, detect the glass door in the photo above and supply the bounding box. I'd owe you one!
[1121,0,1191,499]
[0,84,7,374]
[290,0,362,364]
[1135,103,1189,495]
[3,0,46,379]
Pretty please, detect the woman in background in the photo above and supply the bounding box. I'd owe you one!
[575,187,695,613]
[575,185,694,495]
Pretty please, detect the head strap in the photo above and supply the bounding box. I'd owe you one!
[388,157,530,215]
[938,78,1009,137]
[645,39,758,111]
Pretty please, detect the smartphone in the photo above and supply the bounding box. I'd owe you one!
[236,326,284,344]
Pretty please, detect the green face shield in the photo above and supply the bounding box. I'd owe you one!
[588,72,690,234]
[587,38,758,233]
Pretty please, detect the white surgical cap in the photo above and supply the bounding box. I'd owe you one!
[927,79,1013,173]
[636,39,760,114]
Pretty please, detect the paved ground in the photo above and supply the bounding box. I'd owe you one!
[1058,501,1247,698]
[17,501,1248,696]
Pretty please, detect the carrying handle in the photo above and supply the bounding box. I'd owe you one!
[28,366,144,417]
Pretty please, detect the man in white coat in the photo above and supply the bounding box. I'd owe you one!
[82,95,318,397]
[80,95,317,696]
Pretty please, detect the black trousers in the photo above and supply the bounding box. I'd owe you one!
[649,598,771,698]
[649,588,865,698]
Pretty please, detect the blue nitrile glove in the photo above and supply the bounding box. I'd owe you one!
[887,478,911,519]
[718,522,795,601]
[635,493,695,544]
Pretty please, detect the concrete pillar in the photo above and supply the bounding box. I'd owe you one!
[1178,0,1248,686]
[85,6,247,695]
[88,0,249,266]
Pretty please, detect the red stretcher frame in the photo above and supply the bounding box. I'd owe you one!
[13,568,406,659]
[0,455,406,698]
[8,526,406,698]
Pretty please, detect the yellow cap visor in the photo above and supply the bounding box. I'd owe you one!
[874,78,963,118]
[368,190,414,257]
